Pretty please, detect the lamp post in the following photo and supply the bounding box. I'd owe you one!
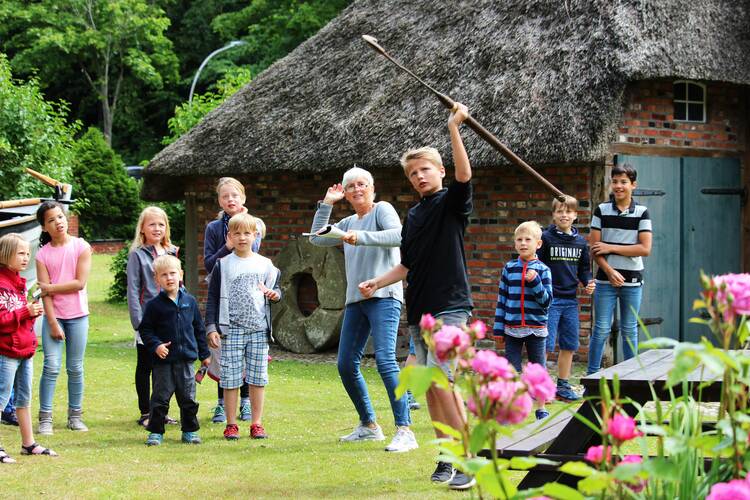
[188,40,247,104]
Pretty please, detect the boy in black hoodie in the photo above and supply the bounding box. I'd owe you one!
[139,255,210,446]
[538,196,595,401]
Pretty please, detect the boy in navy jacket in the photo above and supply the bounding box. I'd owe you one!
[539,196,595,401]
[139,255,210,446]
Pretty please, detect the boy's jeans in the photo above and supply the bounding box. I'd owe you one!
[337,297,410,427]
[40,316,89,412]
[587,283,643,375]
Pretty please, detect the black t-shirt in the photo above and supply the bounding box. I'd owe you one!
[400,180,474,325]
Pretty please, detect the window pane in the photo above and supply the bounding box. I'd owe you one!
[687,83,704,101]
[673,82,686,100]
[687,103,704,121]
[674,102,686,120]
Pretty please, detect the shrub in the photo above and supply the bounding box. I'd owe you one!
[106,244,130,303]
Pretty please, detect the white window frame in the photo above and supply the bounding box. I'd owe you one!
[673,80,706,123]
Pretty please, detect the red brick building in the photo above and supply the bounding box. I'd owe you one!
[142,0,749,360]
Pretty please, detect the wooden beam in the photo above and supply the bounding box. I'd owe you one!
[184,192,199,295]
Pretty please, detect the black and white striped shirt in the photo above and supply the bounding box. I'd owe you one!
[591,198,652,286]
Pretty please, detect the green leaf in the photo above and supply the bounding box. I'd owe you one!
[469,422,489,455]
[542,481,585,500]
[643,457,680,480]
[558,461,596,477]
[475,462,504,498]
[432,421,462,440]
[693,299,707,310]
[510,456,560,470]
[396,365,443,399]
[577,472,611,495]
[463,456,492,475]
[640,337,679,349]
[612,462,642,481]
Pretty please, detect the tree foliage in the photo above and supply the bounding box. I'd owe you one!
[0,53,80,200]
[72,127,141,239]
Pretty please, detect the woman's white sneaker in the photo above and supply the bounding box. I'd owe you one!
[385,428,418,452]
[340,423,385,442]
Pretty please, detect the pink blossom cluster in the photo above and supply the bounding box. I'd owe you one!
[713,273,750,322]
[606,413,643,443]
[706,476,750,500]
[422,314,487,363]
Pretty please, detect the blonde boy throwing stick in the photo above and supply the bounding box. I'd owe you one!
[206,213,282,440]
[360,103,475,490]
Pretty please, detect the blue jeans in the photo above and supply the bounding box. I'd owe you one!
[337,298,409,427]
[587,283,643,375]
[546,298,580,352]
[3,387,15,413]
[0,355,33,409]
[40,316,89,412]
[504,335,547,372]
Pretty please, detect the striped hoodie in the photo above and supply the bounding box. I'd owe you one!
[493,257,553,336]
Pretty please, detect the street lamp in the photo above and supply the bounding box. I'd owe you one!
[188,40,247,104]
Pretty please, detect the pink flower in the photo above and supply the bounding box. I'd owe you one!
[471,350,515,380]
[469,320,487,339]
[432,325,470,362]
[496,391,532,425]
[521,363,556,403]
[584,445,612,464]
[466,396,478,416]
[620,455,643,464]
[420,313,437,331]
[714,273,750,320]
[481,379,519,403]
[606,414,642,442]
[706,478,750,500]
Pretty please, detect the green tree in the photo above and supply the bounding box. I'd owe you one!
[72,127,141,239]
[0,53,80,200]
[1,0,179,146]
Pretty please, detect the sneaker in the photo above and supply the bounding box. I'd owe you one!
[1,411,18,426]
[136,414,149,427]
[339,423,385,442]
[407,391,420,411]
[535,409,550,420]
[181,431,202,444]
[250,423,268,439]
[430,461,455,483]
[385,428,418,452]
[145,433,163,446]
[449,470,477,490]
[224,424,240,440]
[239,401,252,421]
[556,380,581,401]
[165,415,178,425]
[212,405,226,424]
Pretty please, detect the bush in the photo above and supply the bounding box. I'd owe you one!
[107,244,130,303]
[72,127,141,239]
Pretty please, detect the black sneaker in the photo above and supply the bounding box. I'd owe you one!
[430,461,455,483]
[449,470,477,490]
[1,411,18,426]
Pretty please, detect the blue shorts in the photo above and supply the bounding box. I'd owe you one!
[546,298,580,352]
[0,355,33,409]
[220,326,269,388]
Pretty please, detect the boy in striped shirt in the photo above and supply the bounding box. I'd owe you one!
[587,164,652,375]
[494,221,553,420]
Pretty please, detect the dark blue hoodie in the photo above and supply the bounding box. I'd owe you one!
[538,225,593,299]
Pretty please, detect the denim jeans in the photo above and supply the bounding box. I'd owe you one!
[3,387,15,413]
[587,283,643,375]
[337,298,409,427]
[40,315,89,412]
[0,355,33,408]
[546,298,580,352]
[504,335,547,372]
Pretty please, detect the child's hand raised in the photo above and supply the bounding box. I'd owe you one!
[525,270,538,282]
[448,102,469,127]
[156,342,171,359]
[323,184,345,205]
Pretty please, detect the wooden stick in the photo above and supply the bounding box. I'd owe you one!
[0,198,43,210]
[24,167,68,193]
[362,35,566,202]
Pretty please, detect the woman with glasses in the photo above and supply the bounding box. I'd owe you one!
[309,167,416,453]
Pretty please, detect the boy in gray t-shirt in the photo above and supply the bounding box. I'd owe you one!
[206,213,281,441]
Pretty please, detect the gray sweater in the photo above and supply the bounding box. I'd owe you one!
[310,201,403,305]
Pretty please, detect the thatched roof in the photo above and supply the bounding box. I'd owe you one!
[143,0,750,200]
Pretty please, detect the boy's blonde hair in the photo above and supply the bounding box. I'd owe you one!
[131,206,172,252]
[400,146,443,173]
[551,195,579,212]
[152,254,182,275]
[254,217,267,238]
[215,177,246,219]
[514,221,543,240]
[228,212,257,234]
[0,233,27,268]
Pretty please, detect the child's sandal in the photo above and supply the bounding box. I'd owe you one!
[20,443,58,457]
[0,447,16,463]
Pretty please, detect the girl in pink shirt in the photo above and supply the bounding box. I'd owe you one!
[35,201,92,435]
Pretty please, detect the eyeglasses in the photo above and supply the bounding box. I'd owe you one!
[344,182,369,193]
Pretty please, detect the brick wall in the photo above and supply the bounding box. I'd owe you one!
[185,163,594,359]
[90,239,127,255]
[618,80,746,150]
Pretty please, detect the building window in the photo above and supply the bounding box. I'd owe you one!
[673,81,706,122]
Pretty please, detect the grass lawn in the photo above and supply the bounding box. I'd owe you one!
[5,254,514,498]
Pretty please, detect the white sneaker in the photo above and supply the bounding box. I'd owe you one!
[385,428,418,452]
[340,423,385,442]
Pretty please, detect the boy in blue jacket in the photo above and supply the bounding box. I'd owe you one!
[539,195,595,401]
[494,221,553,419]
[139,255,210,446]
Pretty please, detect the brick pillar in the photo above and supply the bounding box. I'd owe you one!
[67,214,80,237]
